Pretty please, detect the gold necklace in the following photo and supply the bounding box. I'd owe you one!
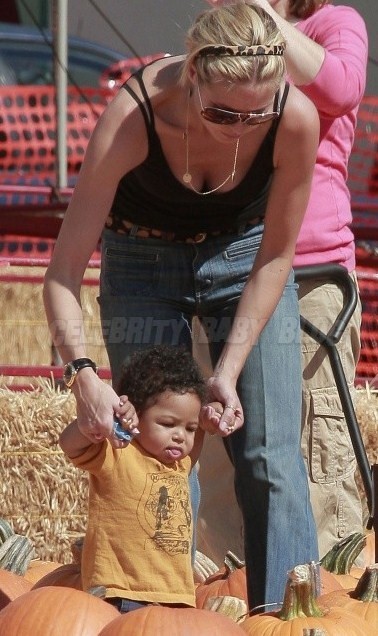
[182,90,240,196]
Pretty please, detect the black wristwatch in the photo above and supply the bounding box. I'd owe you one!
[63,358,98,388]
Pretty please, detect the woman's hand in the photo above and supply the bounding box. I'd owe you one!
[201,377,244,436]
[72,373,138,448]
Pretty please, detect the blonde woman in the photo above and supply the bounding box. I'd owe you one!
[44,4,319,609]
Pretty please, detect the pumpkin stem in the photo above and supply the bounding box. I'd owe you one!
[302,630,327,635]
[278,564,324,621]
[224,551,245,573]
[350,563,378,602]
[320,532,366,574]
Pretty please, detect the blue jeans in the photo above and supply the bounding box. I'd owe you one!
[98,226,318,609]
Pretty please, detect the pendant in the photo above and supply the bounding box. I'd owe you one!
[183,172,192,184]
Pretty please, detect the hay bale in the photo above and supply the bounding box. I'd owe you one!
[0,380,88,564]
[0,381,376,566]
[0,265,109,376]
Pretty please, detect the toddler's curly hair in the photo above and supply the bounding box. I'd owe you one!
[117,345,206,414]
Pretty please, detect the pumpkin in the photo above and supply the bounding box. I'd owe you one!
[0,586,119,635]
[320,532,366,589]
[318,566,343,595]
[98,605,246,635]
[0,569,32,611]
[31,562,82,590]
[241,563,372,635]
[319,563,378,630]
[23,560,62,585]
[196,551,248,607]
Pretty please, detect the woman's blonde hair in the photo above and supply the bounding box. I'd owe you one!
[180,4,286,88]
[289,0,331,19]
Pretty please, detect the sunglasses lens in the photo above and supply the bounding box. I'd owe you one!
[245,113,277,126]
[202,108,239,125]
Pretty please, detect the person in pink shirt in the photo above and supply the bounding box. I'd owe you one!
[201,0,368,561]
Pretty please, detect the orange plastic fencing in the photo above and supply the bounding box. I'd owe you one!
[349,96,378,383]
[0,85,113,201]
[348,95,378,202]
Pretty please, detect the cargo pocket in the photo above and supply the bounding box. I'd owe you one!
[307,387,356,484]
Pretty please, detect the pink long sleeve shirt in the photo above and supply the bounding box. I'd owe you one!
[293,4,368,271]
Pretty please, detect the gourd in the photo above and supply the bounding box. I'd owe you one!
[203,594,247,623]
[241,562,372,635]
[0,535,35,576]
[193,550,219,584]
[98,604,246,635]
[0,519,14,544]
[0,586,119,635]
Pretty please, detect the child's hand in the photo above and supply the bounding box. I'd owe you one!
[200,401,224,435]
[110,395,140,448]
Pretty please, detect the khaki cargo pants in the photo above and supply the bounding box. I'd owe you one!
[196,273,364,565]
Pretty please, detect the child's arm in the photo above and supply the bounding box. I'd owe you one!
[59,418,93,458]
[190,401,223,464]
[190,427,205,466]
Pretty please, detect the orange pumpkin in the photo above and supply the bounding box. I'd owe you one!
[196,551,248,608]
[98,605,246,635]
[31,563,82,590]
[0,586,119,635]
[0,569,32,611]
[318,566,343,595]
[241,563,372,636]
[23,560,62,585]
[319,563,378,630]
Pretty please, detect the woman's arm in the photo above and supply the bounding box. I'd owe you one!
[43,88,147,444]
[208,86,319,431]
[205,2,368,114]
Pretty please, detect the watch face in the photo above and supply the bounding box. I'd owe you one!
[63,363,76,388]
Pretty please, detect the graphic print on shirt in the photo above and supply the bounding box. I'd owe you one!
[137,471,192,554]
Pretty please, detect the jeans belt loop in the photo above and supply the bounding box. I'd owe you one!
[129,224,139,238]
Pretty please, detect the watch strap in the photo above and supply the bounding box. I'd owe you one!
[69,358,98,373]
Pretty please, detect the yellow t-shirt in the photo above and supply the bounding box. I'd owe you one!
[69,439,195,606]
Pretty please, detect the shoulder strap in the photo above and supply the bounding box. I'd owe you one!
[269,82,290,137]
[121,69,155,141]
[279,81,290,112]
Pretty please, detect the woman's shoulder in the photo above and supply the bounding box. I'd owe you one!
[123,54,185,99]
[282,83,318,127]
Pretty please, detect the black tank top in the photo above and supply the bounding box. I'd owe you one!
[108,65,289,234]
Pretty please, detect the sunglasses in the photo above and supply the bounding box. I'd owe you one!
[197,83,280,126]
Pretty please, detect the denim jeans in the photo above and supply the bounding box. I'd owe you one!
[98,225,318,609]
